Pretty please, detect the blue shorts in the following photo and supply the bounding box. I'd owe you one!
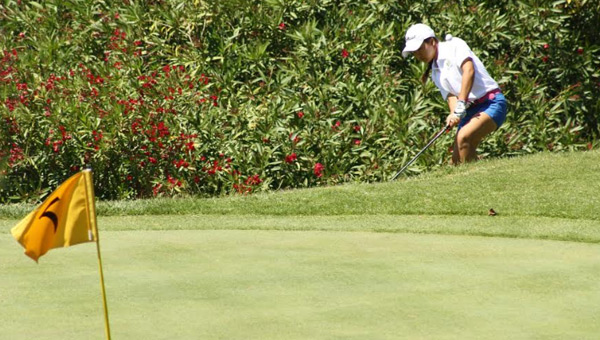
[458,93,507,130]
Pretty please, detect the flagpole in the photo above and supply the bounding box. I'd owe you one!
[95,228,112,340]
[83,169,112,340]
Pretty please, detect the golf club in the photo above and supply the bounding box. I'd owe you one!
[391,124,451,181]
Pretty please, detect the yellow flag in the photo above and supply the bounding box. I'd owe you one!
[11,170,98,262]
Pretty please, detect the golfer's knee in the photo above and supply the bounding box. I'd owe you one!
[456,133,474,151]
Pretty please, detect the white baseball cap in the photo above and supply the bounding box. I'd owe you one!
[402,23,435,58]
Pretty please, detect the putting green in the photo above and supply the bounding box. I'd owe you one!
[1,230,599,339]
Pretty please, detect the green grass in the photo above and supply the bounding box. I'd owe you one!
[2,150,599,243]
[2,150,600,220]
[3,214,599,244]
[1,231,599,339]
[1,151,599,339]
[103,149,598,221]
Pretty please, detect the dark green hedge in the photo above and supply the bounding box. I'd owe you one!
[1,0,598,202]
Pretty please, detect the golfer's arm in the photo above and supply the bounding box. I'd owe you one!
[447,95,457,114]
[459,58,474,102]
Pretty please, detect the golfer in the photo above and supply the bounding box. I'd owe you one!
[402,23,507,164]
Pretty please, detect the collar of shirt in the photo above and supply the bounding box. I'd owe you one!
[433,41,452,70]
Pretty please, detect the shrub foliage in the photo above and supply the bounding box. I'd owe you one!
[1,0,599,202]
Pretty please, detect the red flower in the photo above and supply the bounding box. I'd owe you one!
[152,183,162,196]
[577,47,584,55]
[245,174,262,186]
[342,49,349,58]
[174,159,189,168]
[543,43,549,49]
[285,153,297,163]
[52,141,62,153]
[354,125,361,132]
[8,143,24,166]
[541,56,549,63]
[314,163,324,177]
[92,130,103,142]
[278,22,286,30]
[297,111,304,118]
[354,139,361,145]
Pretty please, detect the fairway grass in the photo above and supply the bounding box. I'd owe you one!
[1,230,600,339]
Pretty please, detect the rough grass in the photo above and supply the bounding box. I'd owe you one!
[95,150,600,220]
[2,150,599,219]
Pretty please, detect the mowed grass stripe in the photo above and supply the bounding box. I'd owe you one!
[2,214,600,243]
[1,230,599,340]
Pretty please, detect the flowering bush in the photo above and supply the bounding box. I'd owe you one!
[1,0,598,202]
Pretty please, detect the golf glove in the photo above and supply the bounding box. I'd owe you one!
[453,100,467,119]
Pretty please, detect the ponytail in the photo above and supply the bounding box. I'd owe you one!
[421,61,432,84]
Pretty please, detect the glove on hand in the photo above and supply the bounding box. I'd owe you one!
[453,100,467,119]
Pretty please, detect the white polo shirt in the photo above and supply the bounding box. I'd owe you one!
[431,36,498,102]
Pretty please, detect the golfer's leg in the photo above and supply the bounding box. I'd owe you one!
[451,140,460,165]
[455,113,497,163]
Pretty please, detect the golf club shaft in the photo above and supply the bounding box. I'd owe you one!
[391,125,450,181]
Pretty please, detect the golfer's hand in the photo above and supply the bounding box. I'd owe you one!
[447,100,467,127]
[446,113,461,127]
